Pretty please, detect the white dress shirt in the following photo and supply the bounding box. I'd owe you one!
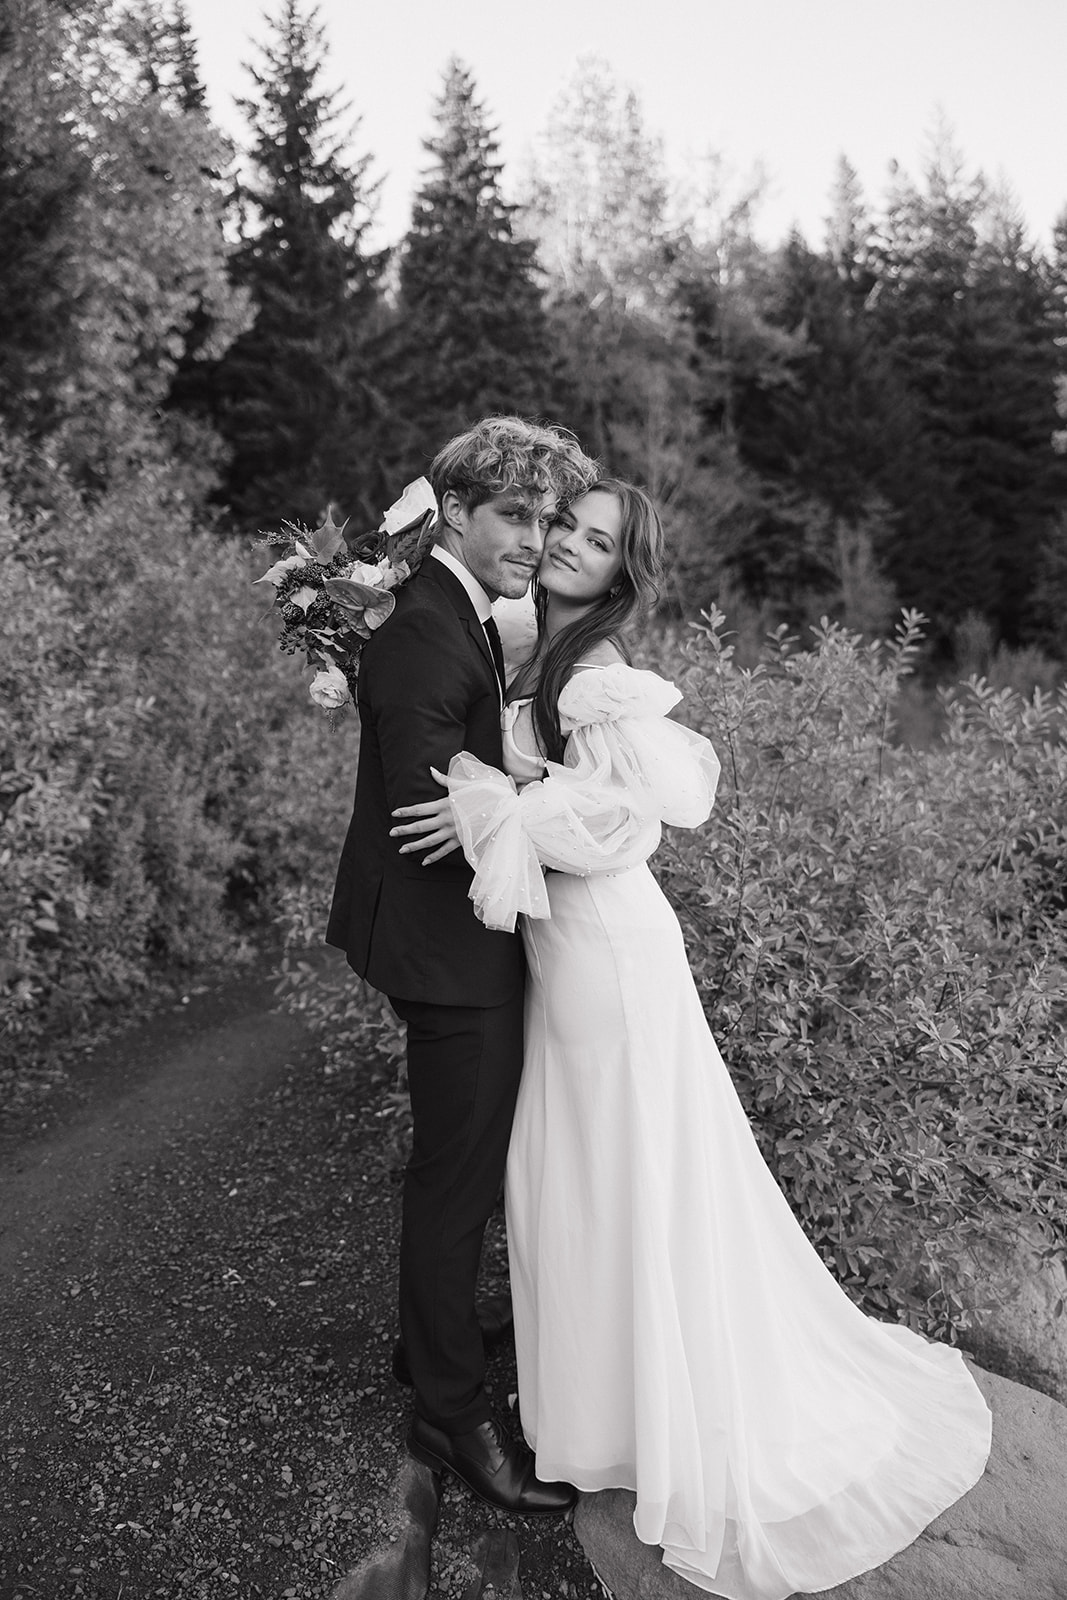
[429,545,504,700]
[429,544,493,624]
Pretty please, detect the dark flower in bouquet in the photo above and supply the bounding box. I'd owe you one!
[254,478,437,713]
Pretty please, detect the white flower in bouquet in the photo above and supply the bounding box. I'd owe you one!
[339,556,409,593]
[381,477,437,536]
[308,663,351,710]
[375,558,409,592]
[256,478,438,718]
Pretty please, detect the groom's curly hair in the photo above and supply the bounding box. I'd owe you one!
[429,416,598,515]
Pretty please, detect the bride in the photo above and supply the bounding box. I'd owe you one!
[401,479,991,1600]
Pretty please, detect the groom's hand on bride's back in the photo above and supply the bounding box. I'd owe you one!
[390,766,460,865]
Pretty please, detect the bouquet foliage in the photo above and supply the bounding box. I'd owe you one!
[254,479,437,711]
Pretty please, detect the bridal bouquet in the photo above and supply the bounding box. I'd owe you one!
[254,478,437,713]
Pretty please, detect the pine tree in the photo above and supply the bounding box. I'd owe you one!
[868,140,1067,643]
[674,212,816,615]
[112,0,171,99]
[517,57,676,462]
[1050,206,1067,459]
[863,146,1000,635]
[1051,205,1067,337]
[824,156,875,296]
[522,55,668,309]
[964,203,1067,639]
[208,0,383,529]
[387,58,554,463]
[1026,210,1067,655]
[720,231,919,612]
[160,1,246,468]
[111,0,208,113]
[514,57,739,606]
[169,1,207,113]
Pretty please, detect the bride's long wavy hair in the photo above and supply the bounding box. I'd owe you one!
[510,478,665,765]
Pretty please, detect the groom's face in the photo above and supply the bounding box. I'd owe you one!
[439,488,558,602]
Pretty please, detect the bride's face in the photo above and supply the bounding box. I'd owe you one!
[539,490,624,604]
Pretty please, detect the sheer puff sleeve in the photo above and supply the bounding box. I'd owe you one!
[448,664,721,932]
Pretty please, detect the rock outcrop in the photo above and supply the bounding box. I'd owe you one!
[332,1457,441,1600]
[968,1229,1067,1405]
[573,1366,1067,1600]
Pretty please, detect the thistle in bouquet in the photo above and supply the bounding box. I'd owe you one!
[254,478,438,714]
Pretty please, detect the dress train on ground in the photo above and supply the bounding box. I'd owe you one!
[447,665,991,1600]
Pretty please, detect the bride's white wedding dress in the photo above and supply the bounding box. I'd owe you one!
[446,664,991,1600]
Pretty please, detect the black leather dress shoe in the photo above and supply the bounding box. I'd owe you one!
[408,1414,576,1516]
[392,1296,515,1387]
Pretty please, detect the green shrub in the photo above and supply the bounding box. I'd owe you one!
[0,440,352,1071]
[279,608,1066,1342]
[652,608,1066,1336]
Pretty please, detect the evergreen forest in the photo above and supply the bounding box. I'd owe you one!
[4,0,1066,652]
[2,0,1065,1323]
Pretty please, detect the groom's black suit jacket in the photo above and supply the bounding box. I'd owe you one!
[325,556,524,1007]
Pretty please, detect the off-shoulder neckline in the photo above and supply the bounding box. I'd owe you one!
[504,663,608,707]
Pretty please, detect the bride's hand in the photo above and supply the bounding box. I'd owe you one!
[390,767,459,864]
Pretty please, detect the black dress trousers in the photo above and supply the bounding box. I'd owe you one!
[390,989,525,1433]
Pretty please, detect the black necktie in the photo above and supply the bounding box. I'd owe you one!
[483,615,506,696]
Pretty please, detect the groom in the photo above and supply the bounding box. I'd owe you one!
[326,416,597,1513]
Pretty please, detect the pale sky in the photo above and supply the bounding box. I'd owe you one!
[182,0,1067,253]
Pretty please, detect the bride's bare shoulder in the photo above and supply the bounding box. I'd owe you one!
[573,638,626,671]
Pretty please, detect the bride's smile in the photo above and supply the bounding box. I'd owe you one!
[539,488,624,607]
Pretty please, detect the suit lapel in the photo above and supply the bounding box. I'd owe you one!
[417,558,499,695]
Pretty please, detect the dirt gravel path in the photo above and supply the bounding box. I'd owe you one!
[0,965,596,1599]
